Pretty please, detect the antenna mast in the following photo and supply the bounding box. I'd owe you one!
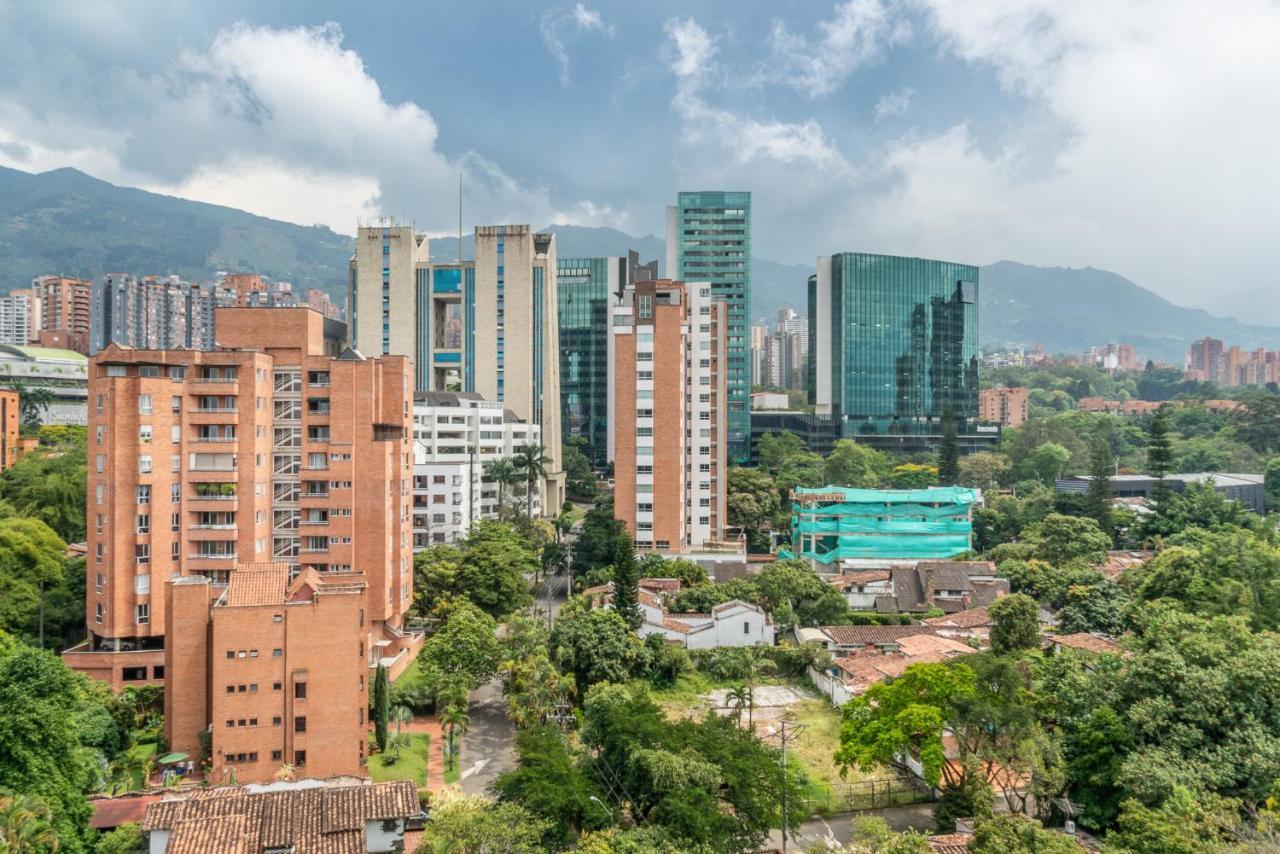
[458,172,464,262]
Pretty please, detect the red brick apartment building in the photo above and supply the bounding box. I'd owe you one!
[978,386,1029,427]
[34,275,91,353]
[64,307,420,780]
[610,279,728,552]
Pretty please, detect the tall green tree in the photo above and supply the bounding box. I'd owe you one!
[418,599,499,695]
[0,790,60,854]
[420,793,551,853]
[609,535,641,631]
[549,604,640,698]
[1025,442,1071,487]
[1085,426,1115,534]
[570,499,626,580]
[824,439,887,488]
[938,408,960,485]
[988,593,1041,653]
[491,726,604,847]
[757,432,806,472]
[372,664,389,753]
[1147,404,1175,513]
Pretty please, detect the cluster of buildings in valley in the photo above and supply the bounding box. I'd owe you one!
[58,185,1263,794]
[1184,336,1280,386]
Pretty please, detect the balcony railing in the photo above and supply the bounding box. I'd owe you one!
[189,552,237,561]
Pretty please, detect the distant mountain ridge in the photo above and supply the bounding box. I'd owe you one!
[0,165,1271,363]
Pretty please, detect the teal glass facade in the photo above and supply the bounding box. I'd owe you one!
[672,191,751,462]
[825,254,979,436]
[557,257,610,466]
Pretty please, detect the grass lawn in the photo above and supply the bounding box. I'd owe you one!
[367,733,430,786]
[443,764,461,785]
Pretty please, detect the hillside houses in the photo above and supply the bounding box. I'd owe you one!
[584,579,775,650]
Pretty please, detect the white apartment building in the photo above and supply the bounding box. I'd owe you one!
[411,392,541,547]
[0,290,38,345]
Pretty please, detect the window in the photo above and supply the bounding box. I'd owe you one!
[95,454,105,473]
[96,394,105,413]
[105,365,126,377]
[638,294,653,318]
[135,604,150,625]
[171,395,181,413]
[138,456,152,475]
[169,366,186,380]
[135,544,149,564]
[294,751,306,766]
[272,750,283,761]
[139,425,152,444]
[744,621,750,634]
[272,648,282,657]
[294,716,307,733]
[138,395,152,415]
[294,682,307,699]
[95,603,104,623]
[136,514,150,534]
[272,716,282,726]
[95,573,104,593]
[172,512,180,532]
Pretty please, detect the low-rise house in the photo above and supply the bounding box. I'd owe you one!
[1046,632,1125,657]
[584,582,774,649]
[141,779,421,854]
[809,629,977,705]
[814,624,940,654]
[829,569,894,610]
[924,606,992,644]
[874,561,1009,614]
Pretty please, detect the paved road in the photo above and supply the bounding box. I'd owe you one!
[767,803,938,850]
[458,678,516,795]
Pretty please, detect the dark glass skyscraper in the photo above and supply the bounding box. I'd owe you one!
[667,191,751,462]
[557,253,658,467]
[809,253,982,447]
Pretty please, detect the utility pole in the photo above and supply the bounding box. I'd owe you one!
[775,718,807,853]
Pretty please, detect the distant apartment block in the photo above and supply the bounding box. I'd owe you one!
[609,279,728,553]
[0,389,18,471]
[978,386,1030,427]
[1076,397,1162,416]
[65,308,418,711]
[0,289,38,345]
[412,392,541,546]
[34,275,92,354]
[91,275,220,353]
[348,223,565,512]
[1083,343,1138,374]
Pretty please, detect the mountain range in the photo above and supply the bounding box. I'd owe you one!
[1,164,1273,364]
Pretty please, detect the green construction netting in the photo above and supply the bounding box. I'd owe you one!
[791,485,977,562]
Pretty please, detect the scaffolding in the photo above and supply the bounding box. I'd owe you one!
[790,486,977,563]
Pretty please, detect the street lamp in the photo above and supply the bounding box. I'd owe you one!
[588,795,613,822]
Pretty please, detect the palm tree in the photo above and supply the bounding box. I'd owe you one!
[726,684,750,730]
[440,702,470,772]
[0,790,59,853]
[483,458,520,518]
[390,705,414,760]
[512,444,551,521]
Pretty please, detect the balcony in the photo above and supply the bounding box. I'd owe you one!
[188,552,237,562]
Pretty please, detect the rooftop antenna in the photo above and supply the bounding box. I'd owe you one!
[458,171,464,263]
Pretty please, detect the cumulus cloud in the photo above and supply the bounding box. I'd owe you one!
[0,19,619,234]
[540,3,613,85]
[765,0,910,97]
[663,18,849,172]
[873,87,914,119]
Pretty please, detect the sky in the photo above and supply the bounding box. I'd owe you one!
[2,0,1279,322]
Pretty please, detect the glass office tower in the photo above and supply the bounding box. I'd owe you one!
[810,253,980,445]
[667,191,751,462]
[557,257,612,467]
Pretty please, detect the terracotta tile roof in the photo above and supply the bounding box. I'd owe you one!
[638,577,682,591]
[834,634,977,693]
[1099,550,1155,580]
[143,781,418,854]
[223,565,290,607]
[89,795,163,829]
[661,617,694,634]
[820,625,938,646]
[925,606,991,629]
[1050,632,1124,655]
[831,570,891,590]
[928,832,973,853]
